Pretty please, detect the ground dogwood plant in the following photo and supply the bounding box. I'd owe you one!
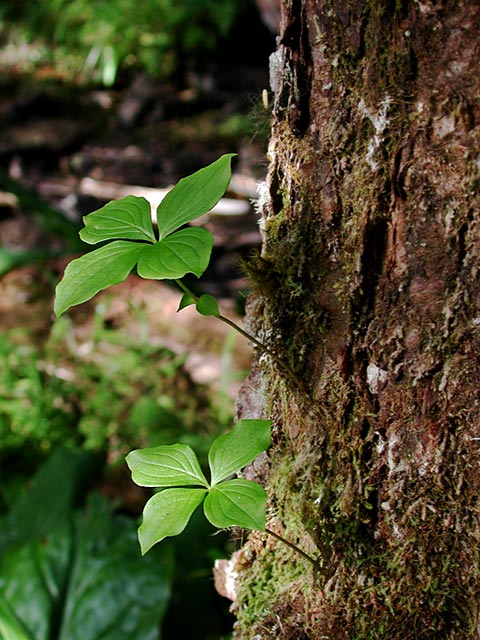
[126,419,270,554]
[53,155,317,567]
[54,154,235,317]
[126,419,317,564]
[54,154,304,389]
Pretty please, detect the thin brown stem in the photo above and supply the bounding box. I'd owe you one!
[175,279,308,393]
[264,527,318,566]
[216,314,306,392]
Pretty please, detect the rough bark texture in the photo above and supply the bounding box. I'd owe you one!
[231,0,480,638]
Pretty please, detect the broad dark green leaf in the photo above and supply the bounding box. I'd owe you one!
[80,196,156,245]
[136,227,213,280]
[58,495,173,639]
[196,294,220,317]
[156,154,236,239]
[0,454,174,640]
[208,419,271,485]
[0,448,100,551]
[126,443,209,488]
[139,488,207,554]
[0,530,70,640]
[204,480,266,531]
[54,241,145,316]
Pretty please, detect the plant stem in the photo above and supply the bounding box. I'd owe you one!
[264,527,318,566]
[216,314,304,389]
[175,279,307,392]
[175,278,199,301]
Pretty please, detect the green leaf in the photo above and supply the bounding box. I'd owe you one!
[136,228,213,280]
[0,455,174,640]
[204,480,266,531]
[0,448,100,551]
[0,593,34,640]
[126,443,209,488]
[54,241,145,316]
[208,419,271,485]
[139,488,207,554]
[80,196,156,244]
[58,495,173,639]
[177,292,197,311]
[156,154,236,239]
[196,294,220,317]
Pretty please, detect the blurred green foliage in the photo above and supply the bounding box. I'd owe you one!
[0,300,230,510]
[0,0,251,84]
[0,448,175,640]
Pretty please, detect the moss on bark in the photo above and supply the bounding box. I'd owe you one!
[230,1,480,638]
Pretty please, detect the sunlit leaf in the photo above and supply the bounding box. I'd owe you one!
[156,154,236,239]
[80,196,156,244]
[209,419,271,485]
[204,480,266,531]
[54,241,145,316]
[196,294,220,317]
[0,593,34,640]
[139,488,207,554]
[126,443,209,488]
[136,228,213,280]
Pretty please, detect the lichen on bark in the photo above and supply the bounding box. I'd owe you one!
[230,1,480,638]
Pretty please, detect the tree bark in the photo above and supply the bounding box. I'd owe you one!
[230,1,480,638]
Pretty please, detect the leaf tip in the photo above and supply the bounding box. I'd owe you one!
[139,540,151,556]
[177,292,196,312]
[53,293,66,318]
[138,524,155,556]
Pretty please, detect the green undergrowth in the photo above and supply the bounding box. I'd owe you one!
[0,300,230,510]
[0,296,236,638]
[0,0,247,85]
[0,447,175,640]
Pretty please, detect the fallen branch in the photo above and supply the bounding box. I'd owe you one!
[78,175,254,218]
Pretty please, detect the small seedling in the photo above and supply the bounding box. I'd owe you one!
[126,419,317,564]
[54,154,303,389]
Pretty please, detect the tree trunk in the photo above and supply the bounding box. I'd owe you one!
[230,1,480,638]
